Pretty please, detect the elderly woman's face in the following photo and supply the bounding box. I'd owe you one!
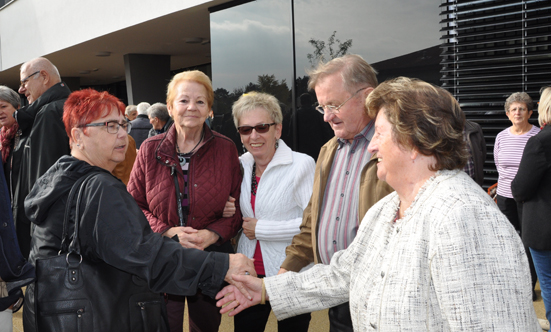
[239,108,282,162]
[0,100,17,128]
[506,102,532,127]
[368,110,413,187]
[168,80,210,131]
[77,107,128,172]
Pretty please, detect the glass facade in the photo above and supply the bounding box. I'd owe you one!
[210,0,441,158]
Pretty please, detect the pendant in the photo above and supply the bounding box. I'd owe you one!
[178,155,186,167]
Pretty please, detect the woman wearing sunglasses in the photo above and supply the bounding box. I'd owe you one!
[127,70,246,332]
[231,92,315,332]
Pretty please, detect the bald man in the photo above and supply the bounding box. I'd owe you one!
[12,57,71,258]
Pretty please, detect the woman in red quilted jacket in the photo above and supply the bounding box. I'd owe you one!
[127,70,246,332]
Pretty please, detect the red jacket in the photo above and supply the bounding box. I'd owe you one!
[128,124,242,244]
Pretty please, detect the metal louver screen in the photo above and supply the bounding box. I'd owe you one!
[440,0,551,188]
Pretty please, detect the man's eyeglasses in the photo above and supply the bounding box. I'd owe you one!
[237,123,276,135]
[80,121,132,134]
[20,71,40,88]
[315,87,368,115]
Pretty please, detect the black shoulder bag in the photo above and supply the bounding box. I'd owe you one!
[34,173,168,332]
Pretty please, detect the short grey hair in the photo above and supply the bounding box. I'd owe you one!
[125,105,137,116]
[148,103,170,123]
[307,54,378,92]
[137,102,151,115]
[504,92,533,112]
[232,92,283,128]
[21,57,61,83]
[0,85,21,109]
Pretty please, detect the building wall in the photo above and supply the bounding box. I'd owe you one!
[0,0,210,71]
[440,0,551,187]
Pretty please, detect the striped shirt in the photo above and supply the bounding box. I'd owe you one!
[318,122,374,265]
[494,125,540,198]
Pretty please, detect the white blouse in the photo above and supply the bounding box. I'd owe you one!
[266,170,539,331]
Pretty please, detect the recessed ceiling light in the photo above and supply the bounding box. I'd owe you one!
[78,70,91,74]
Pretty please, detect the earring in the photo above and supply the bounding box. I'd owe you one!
[275,140,279,149]
[242,144,247,154]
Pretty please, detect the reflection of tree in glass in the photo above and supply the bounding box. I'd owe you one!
[213,74,292,153]
[307,31,353,67]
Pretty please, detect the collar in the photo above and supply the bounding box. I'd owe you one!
[16,82,71,134]
[337,120,375,150]
[240,139,293,173]
[155,122,214,165]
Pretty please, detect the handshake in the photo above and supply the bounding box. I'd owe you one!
[219,254,287,316]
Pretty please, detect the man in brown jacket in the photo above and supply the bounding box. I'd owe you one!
[279,54,393,332]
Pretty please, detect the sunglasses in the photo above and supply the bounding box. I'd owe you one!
[237,123,276,135]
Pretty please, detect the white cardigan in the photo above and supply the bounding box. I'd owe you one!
[237,140,315,277]
[266,170,539,331]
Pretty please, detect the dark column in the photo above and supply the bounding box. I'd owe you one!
[124,54,170,105]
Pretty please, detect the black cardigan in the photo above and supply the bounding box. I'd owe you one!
[512,125,551,250]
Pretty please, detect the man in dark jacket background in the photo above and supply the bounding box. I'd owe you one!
[12,57,71,258]
[130,101,152,149]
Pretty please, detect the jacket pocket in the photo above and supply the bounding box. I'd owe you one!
[37,299,93,332]
[129,293,166,332]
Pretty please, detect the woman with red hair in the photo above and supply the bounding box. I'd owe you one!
[22,88,253,332]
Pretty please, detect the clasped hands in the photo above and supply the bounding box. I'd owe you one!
[163,226,220,250]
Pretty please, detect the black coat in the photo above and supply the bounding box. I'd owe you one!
[22,156,229,331]
[0,163,34,311]
[511,125,551,250]
[130,114,152,149]
[11,82,71,258]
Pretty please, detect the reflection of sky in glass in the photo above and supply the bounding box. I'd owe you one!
[295,0,441,76]
[210,0,293,92]
[211,0,440,91]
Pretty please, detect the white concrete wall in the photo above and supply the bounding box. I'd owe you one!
[0,0,210,71]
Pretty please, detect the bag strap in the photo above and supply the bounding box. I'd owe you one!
[60,172,99,253]
[171,166,186,227]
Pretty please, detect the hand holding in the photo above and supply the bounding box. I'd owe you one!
[225,254,256,299]
[242,217,258,240]
[222,196,237,218]
[277,267,288,275]
[163,226,203,250]
[192,229,220,250]
[216,274,263,316]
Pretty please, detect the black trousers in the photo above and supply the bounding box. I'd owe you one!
[496,194,538,291]
[233,300,311,332]
[328,302,353,332]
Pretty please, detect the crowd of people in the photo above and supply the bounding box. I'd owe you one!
[0,54,549,332]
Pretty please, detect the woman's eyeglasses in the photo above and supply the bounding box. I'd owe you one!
[237,123,276,135]
[80,121,132,134]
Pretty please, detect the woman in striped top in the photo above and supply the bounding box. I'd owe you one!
[494,91,540,297]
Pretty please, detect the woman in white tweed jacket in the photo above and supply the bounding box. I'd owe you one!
[231,92,315,332]
[217,78,539,331]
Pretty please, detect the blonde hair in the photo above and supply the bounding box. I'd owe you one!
[538,87,551,127]
[365,77,467,171]
[232,92,283,128]
[166,70,214,109]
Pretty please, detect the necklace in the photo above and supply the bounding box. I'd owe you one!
[251,163,258,196]
[176,131,204,155]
